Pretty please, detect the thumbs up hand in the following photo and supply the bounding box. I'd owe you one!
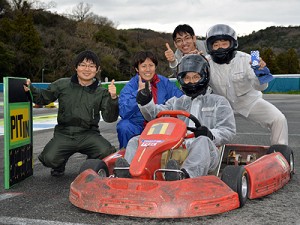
[164,43,176,63]
[108,79,117,99]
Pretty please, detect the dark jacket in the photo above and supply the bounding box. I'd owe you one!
[30,74,119,134]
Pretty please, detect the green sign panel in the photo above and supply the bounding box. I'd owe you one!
[3,77,33,189]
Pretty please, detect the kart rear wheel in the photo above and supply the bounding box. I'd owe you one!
[221,165,248,207]
[267,145,295,176]
[79,159,109,178]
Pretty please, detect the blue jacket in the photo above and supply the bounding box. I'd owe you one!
[118,74,183,126]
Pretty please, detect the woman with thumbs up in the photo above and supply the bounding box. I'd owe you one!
[24,50,118,177]
[117,51,183,149]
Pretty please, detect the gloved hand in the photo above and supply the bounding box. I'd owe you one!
[136,81,152,106]
[253,66,274,85]
[194,126,214,140]
[253,66,270,77]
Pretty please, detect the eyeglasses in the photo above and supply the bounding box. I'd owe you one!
[78,63,97,70]
[183,74,201,83]
[175,35,193,45]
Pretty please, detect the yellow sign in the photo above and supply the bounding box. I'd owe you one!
[10,108,30,142]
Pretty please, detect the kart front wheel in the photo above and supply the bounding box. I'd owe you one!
[267,144,295,177]
[79,159,109,178]
[221,165,248,207]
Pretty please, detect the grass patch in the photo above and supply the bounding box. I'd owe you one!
[264,90,300,94]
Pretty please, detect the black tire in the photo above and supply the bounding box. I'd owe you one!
[267,144,295,176]
[221,165,248,207]
[79,159,109,178]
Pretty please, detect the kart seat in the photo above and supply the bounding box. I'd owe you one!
[160,147,188,169]
[160,145,225,177]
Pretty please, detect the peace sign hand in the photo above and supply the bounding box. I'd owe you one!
[136,80,152,106]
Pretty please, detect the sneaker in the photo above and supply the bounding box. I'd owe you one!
[50,165,65,177]
[114,158,131,178]
[165,159,186,181]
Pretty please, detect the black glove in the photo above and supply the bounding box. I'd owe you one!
[136,81,152,106]
[194,126,214,140]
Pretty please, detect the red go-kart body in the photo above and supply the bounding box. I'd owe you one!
[69,110,293,218]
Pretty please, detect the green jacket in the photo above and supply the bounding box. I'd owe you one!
[30,75,119,134]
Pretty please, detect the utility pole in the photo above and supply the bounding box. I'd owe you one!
[42,68,45,83]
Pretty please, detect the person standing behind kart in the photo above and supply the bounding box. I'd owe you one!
[23,50,118,177]
[205,24,288,145]
[116,51,183,149]
[164,24,207,77]
[115,54,236,180]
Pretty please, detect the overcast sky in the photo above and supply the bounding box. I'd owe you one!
[44,0,300,37]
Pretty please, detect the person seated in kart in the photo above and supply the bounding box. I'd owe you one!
[115,54,236,181]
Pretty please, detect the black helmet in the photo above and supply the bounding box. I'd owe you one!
[206,24,238,64]
[177,54,210,98]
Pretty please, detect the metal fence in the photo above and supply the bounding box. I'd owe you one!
[1,75,300,93]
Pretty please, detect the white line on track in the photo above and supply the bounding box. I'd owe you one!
[0,216,92,225]
[0,193,23,201]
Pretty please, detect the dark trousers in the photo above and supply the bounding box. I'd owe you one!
[38,130,116,169]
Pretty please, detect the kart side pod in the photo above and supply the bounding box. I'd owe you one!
[245,152,290,199]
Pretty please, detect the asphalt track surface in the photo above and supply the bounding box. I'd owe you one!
[0,94,300,225]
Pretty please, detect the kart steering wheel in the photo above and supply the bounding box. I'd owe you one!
[156,110,201,138]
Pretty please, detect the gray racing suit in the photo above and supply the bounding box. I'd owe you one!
[125,92,236,178]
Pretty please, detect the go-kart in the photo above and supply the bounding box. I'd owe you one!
[69,110,294,218]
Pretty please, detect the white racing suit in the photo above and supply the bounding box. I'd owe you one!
[125,93,236,178]
[207,51,288,145]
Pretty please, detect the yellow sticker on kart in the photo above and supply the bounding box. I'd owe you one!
[147,122,176,135]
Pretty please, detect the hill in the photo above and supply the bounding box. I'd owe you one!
[0,1,299,82]
[239,26,300,55]
[238,26,300,74]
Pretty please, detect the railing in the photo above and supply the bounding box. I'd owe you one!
[1,75,300,93]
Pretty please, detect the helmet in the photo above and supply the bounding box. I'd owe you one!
[206,24,238,64]
[177,54,210,98]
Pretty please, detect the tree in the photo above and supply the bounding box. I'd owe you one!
[276,49,300,74]
[0,41,15,80]
[9,0,32,11]
[285,48,300,74]
[260,48,280,74]
[13,11,43,80]
[71,2,91,21]
[0,0,42,79]
[31,0,57,11]
[75,20,98,40]
[0,0,11,17]
[85,13,115,27]
[100,54,122,81]
[94,25,118,46]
